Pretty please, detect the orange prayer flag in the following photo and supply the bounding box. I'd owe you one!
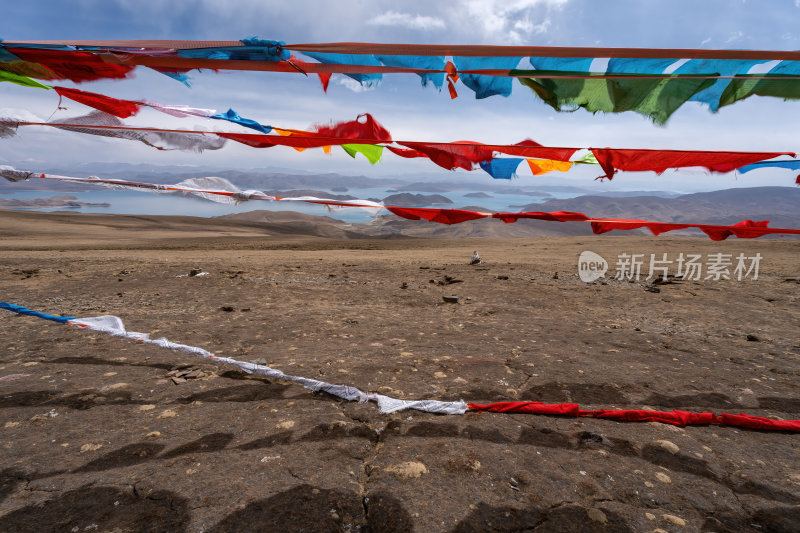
[526,159,573,175]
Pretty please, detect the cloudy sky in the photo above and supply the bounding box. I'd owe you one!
[2,0,800,192]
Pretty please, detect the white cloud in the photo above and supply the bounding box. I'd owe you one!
[367,11,445,30]
[459,0,567,44]
[334,76,378,93]
[700,37,711,46]
[725,30,744,44]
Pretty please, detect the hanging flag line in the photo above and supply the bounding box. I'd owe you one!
[5,39,800,60]
[1,302,797,432]
[4,38,800,119]
[2,111,796,180]
[3,168,800,241]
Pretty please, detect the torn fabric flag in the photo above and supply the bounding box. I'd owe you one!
[479,158,524,180]
[210,108,272,134]
[54,86,140,118]
[453,56,522,98]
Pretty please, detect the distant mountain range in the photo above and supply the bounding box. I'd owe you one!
[213,187,800,239]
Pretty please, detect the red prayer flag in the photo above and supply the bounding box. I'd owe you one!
[7,48,135,83]
[54,86,141,118]
[386,206,488,225]
[591,148,795,179]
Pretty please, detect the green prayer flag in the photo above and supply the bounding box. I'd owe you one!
[0,69,51,90]
[341,144,383,165]
[518,71,714,125]
[574,153,599,165]
[718,75,800,109]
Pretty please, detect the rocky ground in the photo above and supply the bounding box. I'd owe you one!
[0,209,798,532]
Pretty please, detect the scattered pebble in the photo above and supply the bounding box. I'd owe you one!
[80,443,103,453]
[586,508,607,523]
[138,405,156,411]
[145,431,161,440]
[0,374,29,383]
[653,440,680,454]
[102,372,118,377]
[384,461,428,479]
[276,420,295,430]
[158,410,177,419]
[433,371,447,378]
[655,472,672,484]
[645,512,656,520]
[21,362,39,367]
[4,421,20,428]
[661,514,686,527]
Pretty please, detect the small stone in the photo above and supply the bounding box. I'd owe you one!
[106,383,129,390]
[645,512,656,520]
[102,372,118,377]
[184,370,204,379]
[158,410,177,419]
[145,431,161,440]
[4,421,20,428]
[21,362,39,367]
[661,514,686,527]
[655,472,672,484]
[385,461,428,479]
[433,371,447,378]
[746,334,760,342]
[220,306,235,312]
[0,374,29,383]
[80,443,103,453]
[788,473,800,483]
[171,377,187,385]
[644,481,654,488]
[400,352,413,357]
[442,295,459,304]
[586,509,607,523]
[138,405,156,411]
[653,440,679,454]
[276,420,295,430]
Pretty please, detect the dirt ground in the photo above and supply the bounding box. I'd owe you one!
[0,209,798,532]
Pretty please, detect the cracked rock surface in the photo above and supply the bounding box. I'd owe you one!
[0,211,799,532]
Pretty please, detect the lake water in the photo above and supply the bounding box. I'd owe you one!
[0,187,570,223]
